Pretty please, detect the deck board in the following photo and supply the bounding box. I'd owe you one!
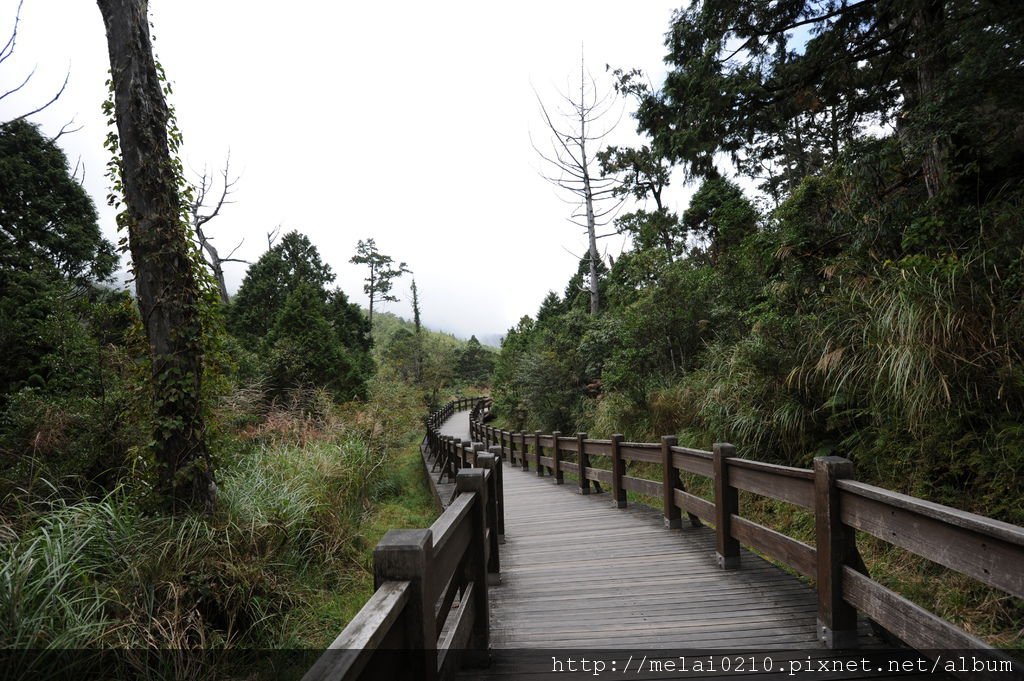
[409,409,958,680]
[488,468,825,649]
[451,439,935,679]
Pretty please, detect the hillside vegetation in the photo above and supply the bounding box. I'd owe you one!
[493,1,1024,645]
[0,114,490,654]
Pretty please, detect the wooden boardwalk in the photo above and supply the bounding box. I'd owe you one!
[436,410,943,681]
[488,469,825,649]
[307,399,1012,681]
[420,410,472,508]
[436,410,831,650]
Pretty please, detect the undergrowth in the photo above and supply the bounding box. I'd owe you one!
[0,374,439,655]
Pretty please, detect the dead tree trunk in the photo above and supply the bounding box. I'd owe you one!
[579,115,600,315]
[97,0,215,513]
[191,156,244,306]
[533,53,621,316]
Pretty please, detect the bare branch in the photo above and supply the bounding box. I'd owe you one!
[0,0,23,65]
[224,238,246,261]
[192,150,237,229]
[8,68,69,123]
[49,117,82,143]
[0,65,34,102]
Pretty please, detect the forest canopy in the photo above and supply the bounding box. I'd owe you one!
[495,0,1024,526]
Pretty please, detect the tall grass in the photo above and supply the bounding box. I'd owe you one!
[1,494,111,648]
[1,374,434,654]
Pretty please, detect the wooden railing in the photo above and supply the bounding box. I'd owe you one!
[472,418,1022,676]
[303,398,500,681]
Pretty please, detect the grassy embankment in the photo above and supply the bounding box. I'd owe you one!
[1,375,441,651]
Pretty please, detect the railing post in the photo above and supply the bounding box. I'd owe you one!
[476,454,501,582]
[814,456,858,648]
[472,442,484,467]
[455,470,491,664]
[461,440,472,468]
[446,437,458,481]
[520,432,529,471]
[577,432,591,495]
[488,445,505,541]
[610,434,626,508]
[373,529,437,680]
[713,443,740,569]
[551,431,563,484]
[662,435,682,529]
[534,431,544,477]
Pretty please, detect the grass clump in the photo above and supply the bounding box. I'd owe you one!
[0,374,440,656]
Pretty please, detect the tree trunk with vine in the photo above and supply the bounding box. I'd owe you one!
[97,0,215,512]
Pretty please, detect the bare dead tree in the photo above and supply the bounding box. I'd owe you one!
[190,153,247,304]
[532,52,623,315]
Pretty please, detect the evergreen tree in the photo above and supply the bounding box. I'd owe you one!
[350,238,408,326]
[230,231,370,400]
[0,120,117,399]
[456,335,496,386]
[0,119,116,281]
[229,230,334,344]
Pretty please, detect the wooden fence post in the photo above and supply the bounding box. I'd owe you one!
[577,432,591,495]
[446,437,458,481]
[551,431,563,484]
[534,431,544,477]
[610,434,626,508]
[476,454,501,581]
[520,432,529,471]
[455,470,491,665]
[713,443,740,569]
[488,445,505,541]
[373,529,437,680]
[662,435,681,529]
[814,456,859,648]
[472,442,484,467]
[461,440,472,468]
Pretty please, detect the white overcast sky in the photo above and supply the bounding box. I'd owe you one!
[1,0,696,343]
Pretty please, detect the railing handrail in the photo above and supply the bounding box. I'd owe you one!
[304,397,501,681]
[470,416,1021,679]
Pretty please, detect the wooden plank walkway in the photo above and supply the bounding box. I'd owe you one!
[488,468,826,649]
[437,410,470,441]
[430,411,941,680]
[421,410,473,508]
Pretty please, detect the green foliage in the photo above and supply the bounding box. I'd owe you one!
[1,370,437,652]
[495,1,1024,540]
[682,176,759,266]
[628,0,1024,204]
[228,231,371,401]
[0,285,149,499]
[0,120,120,403]
[0,120,116,282]
[263,283,368,401]
[455,335,496,386]
[599,144,685,260]
[349,238,409,324]
[228,231,335,345]
[373,310,492,411]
